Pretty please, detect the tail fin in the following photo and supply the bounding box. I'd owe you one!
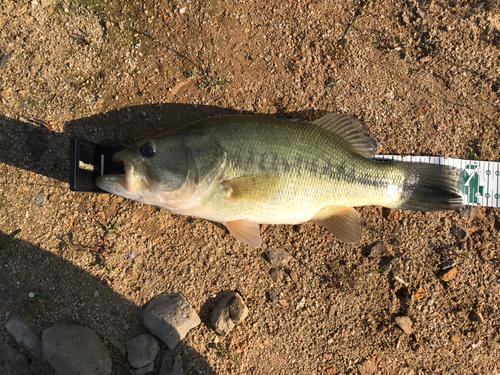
[398,162,463,211]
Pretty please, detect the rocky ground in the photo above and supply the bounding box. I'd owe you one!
[1,0,500,373]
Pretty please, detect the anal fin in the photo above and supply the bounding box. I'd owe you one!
[312,206,361,244]
[223,220,262,247]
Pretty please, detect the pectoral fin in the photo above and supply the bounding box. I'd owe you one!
[224,220,262,247]
[312,206,361,244]
[222,174,282,202]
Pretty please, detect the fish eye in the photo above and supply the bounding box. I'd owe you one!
[140,142,156,157]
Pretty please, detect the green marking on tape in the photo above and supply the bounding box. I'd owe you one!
[462,164,484,204]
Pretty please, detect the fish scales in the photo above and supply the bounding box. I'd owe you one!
[96,113,463,246]
[189,115,405,223]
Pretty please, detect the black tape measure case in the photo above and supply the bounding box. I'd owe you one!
[70,138,125,192]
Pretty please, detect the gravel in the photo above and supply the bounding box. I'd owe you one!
[0,0,499,373]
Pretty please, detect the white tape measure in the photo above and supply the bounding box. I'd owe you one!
[373,155,500,208]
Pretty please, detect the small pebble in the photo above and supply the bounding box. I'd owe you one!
[369,241,391,258]
[357,359,377,375]
[438,266,457,282]
[97,211,106,221]
[468,311,483,323]
[382,208,399,222]
[413,285,425,300]
[439,259,457,270]
[211,292,249,337]
[278,299,289,307]
[0,52,13,70]
[395,315,413,334]
[295,297,306,310]
[328,305,335,317]
[269,268,283,283]
[126,333,160,369]
[263,249,291,268]
[267,290,278,303]
[143,292,200,350]
[380,262,392,275]
[158,354,182,375]
[377,325,387,333]
[30,194,47,207]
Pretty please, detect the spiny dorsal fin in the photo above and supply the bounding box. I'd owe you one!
[311,113,378,157]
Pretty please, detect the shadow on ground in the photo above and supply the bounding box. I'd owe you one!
[0,103,331,372]
[0,103,328,184]
[0,231,216,374]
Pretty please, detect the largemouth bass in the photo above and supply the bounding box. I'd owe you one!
[96,113,463,247]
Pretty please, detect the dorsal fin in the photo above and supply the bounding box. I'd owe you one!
[311,113,378,157]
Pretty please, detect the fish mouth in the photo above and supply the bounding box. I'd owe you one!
[96,153,149,195]
[95,173,128,196]
[111,153,127,170]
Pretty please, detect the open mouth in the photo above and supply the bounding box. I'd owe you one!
[113,154,150,193]
[111,153,127,177]
[96,149,151,196]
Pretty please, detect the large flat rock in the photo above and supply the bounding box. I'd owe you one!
[42,324,112,375]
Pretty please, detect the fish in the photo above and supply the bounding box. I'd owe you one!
[95,113,463,247]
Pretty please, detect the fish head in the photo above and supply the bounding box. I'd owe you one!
[95,131,226,211]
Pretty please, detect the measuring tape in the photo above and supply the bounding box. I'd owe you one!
[374,155,500,208]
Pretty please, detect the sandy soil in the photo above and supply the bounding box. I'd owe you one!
[1,0,500,373]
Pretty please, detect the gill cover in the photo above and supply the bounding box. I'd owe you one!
[183,130,226,187]
[145,129,227,210]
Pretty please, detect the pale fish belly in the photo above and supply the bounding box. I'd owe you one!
[178,187,322,225]
[181,163,406,225]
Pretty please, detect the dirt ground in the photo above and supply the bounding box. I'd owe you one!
[1,0,500,373]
